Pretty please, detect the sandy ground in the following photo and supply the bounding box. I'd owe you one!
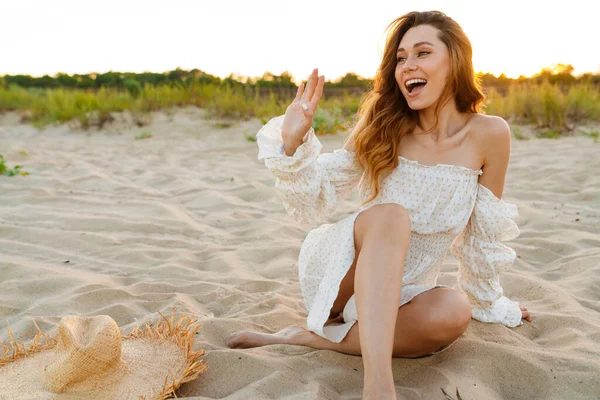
[1,107,599,399]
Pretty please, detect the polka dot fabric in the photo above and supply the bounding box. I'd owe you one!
[449,183,523,328]
[257,115,362,224]
[257,115,523,343]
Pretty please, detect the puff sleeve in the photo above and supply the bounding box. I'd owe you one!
[256,115,363,225]
[450,183,524,327]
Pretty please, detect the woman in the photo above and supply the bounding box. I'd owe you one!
[228,10,532,399]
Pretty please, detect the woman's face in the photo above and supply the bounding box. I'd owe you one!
[395,24,451,110]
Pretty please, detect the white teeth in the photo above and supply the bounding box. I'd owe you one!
[406,78,427,88]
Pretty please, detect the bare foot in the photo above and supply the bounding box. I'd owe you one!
[226,326,308,349]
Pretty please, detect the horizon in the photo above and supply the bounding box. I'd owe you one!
[0,64,594,85]
[1,0,598,82]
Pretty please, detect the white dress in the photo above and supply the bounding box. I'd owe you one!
[256,115,524,344]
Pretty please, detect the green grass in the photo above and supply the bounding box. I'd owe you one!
[566,83,600,121]
[135,131,152,140]
[510,125,529,140]
[1,81,598,138]
[0,154,28,176]
[312,107,345,135]
[213,121,234,129]
[485,81,600,135]
[536,129,561,139]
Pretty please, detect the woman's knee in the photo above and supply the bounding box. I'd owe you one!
[429,290,472,340]
[355,203,411,240]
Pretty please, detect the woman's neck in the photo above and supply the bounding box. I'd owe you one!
[415,100,471,142]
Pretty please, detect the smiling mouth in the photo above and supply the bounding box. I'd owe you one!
[405,78,427,94]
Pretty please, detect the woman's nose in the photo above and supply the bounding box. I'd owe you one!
[403,57,417,71]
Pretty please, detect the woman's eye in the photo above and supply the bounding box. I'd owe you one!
[397,52,428,62]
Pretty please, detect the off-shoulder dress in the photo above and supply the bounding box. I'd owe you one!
[256,115,523,344]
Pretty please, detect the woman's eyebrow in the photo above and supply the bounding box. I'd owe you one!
[397,41,434,53]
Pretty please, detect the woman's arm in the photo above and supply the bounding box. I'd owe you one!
[477,115,512,199]
[450,115,531,326]
[257,115,363,225]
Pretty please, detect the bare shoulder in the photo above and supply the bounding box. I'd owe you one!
[470,114,512,198]
[470,114,511,149]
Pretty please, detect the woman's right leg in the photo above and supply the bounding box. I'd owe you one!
[349,203,411,397]
[328,204,404,319]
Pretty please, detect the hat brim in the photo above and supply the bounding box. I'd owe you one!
[0,308,207,400]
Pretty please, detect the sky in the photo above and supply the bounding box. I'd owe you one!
[1,0,598,83]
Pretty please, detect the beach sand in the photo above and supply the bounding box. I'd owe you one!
[1,107,599,399]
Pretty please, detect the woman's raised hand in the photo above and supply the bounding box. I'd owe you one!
[281,68,325,154]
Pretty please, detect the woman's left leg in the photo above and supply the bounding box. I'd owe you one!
[227,287,472,358]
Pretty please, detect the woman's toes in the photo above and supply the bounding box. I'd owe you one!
[226,331,244,348]
[227,331,255,348]
[226,327,311,349]
[226,330,274,349]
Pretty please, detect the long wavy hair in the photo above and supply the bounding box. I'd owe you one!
[346,11,485,204]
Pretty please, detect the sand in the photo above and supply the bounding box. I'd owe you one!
[1,107,599,399]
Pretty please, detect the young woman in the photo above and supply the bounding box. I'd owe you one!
[228,10,532,399]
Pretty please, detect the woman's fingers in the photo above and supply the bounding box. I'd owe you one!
[520,306,532,322]
[292,69,323,116]
[302,68,318,102]
[294,83,304,102]
[309,75,325,108]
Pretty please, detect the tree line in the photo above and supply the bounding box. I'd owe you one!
[1,64,598,92]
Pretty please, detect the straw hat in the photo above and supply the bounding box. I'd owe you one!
[0,308,207,399]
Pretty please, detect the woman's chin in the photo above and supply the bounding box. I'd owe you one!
[406,101,428,111]
[401,91,434,111]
